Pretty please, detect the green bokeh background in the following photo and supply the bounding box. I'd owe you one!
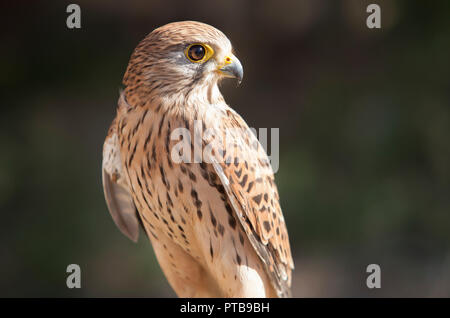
[1,0,449,297]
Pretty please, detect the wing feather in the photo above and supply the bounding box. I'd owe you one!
[102,120,140,242]
[209,107,294,297]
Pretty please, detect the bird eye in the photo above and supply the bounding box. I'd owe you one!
[188,45,205,61]
[185,43,214,63]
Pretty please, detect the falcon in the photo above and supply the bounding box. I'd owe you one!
[102,21,294,297]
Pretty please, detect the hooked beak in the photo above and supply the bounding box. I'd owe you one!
[217,54,244,84]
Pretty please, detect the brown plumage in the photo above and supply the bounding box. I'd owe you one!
[102,21,294,297]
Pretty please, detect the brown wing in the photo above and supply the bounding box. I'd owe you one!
[102,117,140,242]
[209,107,294,297]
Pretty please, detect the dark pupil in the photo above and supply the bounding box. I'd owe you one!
[189,45,205,61]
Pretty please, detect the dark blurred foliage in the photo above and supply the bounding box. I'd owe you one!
[0,0,449,297]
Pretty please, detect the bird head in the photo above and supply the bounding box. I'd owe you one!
[123,21,243,104]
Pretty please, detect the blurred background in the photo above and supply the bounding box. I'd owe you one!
[1,0,449,297]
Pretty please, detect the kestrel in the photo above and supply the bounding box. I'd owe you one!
[102,21,294,297]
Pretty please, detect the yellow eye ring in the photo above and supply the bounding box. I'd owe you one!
[185,43,214,63]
